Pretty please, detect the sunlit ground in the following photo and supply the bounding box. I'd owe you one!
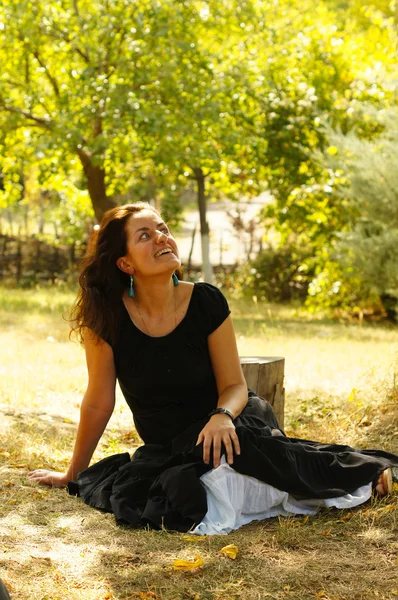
[0,286,397,599]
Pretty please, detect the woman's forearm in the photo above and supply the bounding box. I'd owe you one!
[65,399,114,481]
[216,383,248,419]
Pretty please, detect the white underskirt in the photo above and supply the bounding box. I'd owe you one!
[192,457,372,535]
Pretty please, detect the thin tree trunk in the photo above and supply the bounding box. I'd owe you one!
[7,210,14,237]
[16,236,22,283]
[193,167,213,283]
[248,231,254,261]
[187,221,197,277]
[77,149,116,222]
[38,193,45,235]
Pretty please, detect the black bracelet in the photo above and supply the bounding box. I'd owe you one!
[208,407,234,421]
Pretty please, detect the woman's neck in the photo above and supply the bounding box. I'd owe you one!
[131,277,176,318]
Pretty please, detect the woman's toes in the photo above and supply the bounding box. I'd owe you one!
[375,479,385,495]
[375,469,393,496]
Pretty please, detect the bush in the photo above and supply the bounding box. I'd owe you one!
[220,245,315,303]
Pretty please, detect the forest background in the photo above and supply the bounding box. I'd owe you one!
[1,0,398,320]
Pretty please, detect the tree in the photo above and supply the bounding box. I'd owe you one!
[0,0,220,221]
[0,0,268,281]
[308,109,398,318]
[139,1,272,281]
[1,0,397,289]
[247,0,398,308]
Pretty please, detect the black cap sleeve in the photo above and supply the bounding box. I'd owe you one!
[195,282,231,336]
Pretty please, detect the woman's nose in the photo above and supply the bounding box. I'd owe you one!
[156,230,168,242]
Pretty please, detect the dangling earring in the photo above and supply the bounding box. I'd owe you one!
[172,272,179,287]
[128,275,135,298]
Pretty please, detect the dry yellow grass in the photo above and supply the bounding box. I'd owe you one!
[0,287,398,600]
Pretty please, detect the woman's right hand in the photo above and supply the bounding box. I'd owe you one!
[28,469,69,488]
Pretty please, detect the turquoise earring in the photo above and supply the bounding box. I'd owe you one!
[128,275,135,298]
[172,273,179,287]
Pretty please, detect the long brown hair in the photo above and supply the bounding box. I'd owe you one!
[70,202,181,345]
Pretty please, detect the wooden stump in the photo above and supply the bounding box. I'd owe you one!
[240,356,285,428]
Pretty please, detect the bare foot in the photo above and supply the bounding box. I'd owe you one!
[374,469,393,496]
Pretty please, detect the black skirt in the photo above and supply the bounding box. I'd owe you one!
[68,393,398,532]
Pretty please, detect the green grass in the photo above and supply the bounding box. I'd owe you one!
[1,286,398,600]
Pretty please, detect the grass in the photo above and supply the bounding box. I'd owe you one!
[1,286,398,600]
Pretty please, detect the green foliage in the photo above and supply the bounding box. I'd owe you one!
[222,245,314,303]
[0,0,397,313]
[306,258,383,316]
[305,109,398,318]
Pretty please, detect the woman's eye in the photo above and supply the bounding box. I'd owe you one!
[140,232,150,240]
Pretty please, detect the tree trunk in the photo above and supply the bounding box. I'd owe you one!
[187,221,197,277]
[38,193,45,235]
[193,167,213,283]
[16,236,22,283]
[240,356,285,427]
[77,149,116,222]
[7,210,14,236]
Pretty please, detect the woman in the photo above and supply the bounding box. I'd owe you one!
[29,202,397,534]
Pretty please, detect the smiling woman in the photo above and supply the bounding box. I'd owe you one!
[28,202,398,535]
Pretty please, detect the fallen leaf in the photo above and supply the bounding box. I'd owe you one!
[30,556,52,564]
[316,592,326,598]
[173,555,204,571]
[139,593,158,599]
[219,544,238,560]
[182,535,207,542]
[337,511,353,522]
[121,431,137,440]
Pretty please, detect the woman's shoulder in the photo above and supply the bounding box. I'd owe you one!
[177,281,226,307]
[192,281,227,302]
[187,282,231,333]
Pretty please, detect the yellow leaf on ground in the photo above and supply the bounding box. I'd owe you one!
[139,592,158,599]
[173,555,204,571]
[219,544,239,560]
[337,511,353,522]
[316,591,326,598]
[182,534,207,542]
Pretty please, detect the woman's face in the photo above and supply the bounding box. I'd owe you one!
[121,209,181,278]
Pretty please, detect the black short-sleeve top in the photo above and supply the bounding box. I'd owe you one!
[112,282,231,445]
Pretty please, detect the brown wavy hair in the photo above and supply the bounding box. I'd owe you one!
[69,202,181,345]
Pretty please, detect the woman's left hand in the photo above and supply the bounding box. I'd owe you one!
[196,414,241,468]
